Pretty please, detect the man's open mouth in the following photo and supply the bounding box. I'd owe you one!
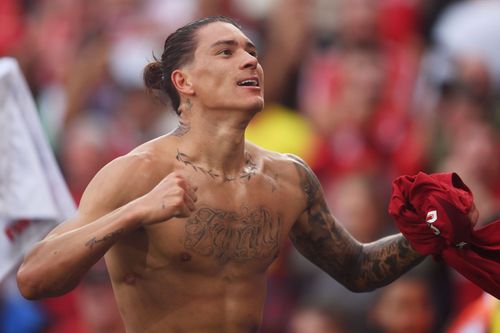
[237,78,259,87]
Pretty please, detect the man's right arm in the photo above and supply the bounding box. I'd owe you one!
[16,152,197,300]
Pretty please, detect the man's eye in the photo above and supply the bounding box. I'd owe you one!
[248,51,258,58]
[218,49,232,56]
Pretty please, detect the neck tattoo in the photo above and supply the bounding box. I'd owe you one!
[176,149,257,182]
[172,120,191,137]
[185,98,192,111]
[172,99,192,137]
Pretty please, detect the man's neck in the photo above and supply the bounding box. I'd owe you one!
[173,106,256,177]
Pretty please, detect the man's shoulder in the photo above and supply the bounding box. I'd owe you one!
[245,141,309,180]
[246,141,286,163]
[105,136,175,178]
[246,143,311,214]
[79,136,178,212]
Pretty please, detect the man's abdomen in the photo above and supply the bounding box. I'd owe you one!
[111,269,267,333]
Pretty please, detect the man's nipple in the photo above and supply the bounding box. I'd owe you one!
[179,252,192,262]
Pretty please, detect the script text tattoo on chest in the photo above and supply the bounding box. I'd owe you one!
[184,206,282,263]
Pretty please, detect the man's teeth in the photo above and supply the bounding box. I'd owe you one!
[238,80,258,86]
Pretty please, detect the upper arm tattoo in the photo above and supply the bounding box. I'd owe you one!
[287,155,424,292]
[287,155,362,286]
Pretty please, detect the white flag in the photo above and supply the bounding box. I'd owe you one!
[0,57,76,281]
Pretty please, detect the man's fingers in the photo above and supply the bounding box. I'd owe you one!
[173,200,195,218]
[170,175,197,202]
[184,195,196,212]
[180,181,197,202]
[186,187,198,203]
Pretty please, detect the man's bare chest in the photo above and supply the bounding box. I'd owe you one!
[139,172,298,273]
[182,203,282,264]
[160,199,283,264]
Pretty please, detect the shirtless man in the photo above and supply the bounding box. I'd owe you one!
[17,16,424,333]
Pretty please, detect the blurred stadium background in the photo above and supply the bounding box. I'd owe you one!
[1,0,499,332]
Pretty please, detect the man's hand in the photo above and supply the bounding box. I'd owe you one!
[136,172,198,225]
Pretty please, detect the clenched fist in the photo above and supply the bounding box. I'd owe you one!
[135,172,198,225]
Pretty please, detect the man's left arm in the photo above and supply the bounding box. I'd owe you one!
[288,156,425,292]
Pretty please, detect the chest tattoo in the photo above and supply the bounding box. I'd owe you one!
[184,206,282,263]
[176,150,257,182]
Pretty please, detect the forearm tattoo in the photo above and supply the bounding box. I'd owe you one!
[288,155,423,291]
[355,235,423,290]
[85,229,124,250]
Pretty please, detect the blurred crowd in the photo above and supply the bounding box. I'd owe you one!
[1,0,500,332]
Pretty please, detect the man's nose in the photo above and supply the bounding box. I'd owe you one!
[240,52,258,70]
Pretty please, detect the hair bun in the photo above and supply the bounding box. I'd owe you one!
[143,61,164,91]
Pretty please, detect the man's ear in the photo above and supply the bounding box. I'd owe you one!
[171,69,194,96]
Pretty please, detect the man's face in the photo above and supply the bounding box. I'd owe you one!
[184,22,264,113]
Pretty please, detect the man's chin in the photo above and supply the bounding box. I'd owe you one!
[246,97,265,113]
[250,102,264,113]
[216,97,264,113]
[228,101,264,114]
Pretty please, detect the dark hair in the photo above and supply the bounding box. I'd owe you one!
[143,16,241,115]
